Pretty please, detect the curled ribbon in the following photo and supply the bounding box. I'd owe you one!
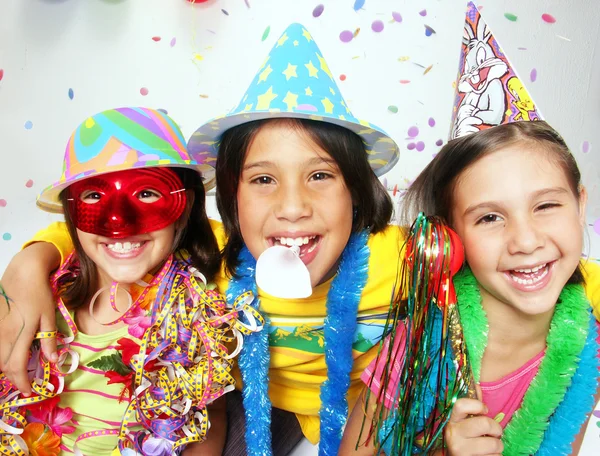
[2,253,265,455]
[115,262,264,454]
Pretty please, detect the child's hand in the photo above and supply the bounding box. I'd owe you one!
[0,243,60,395]
[444,397,503,456]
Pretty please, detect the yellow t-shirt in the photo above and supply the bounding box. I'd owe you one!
[25,221,600,443]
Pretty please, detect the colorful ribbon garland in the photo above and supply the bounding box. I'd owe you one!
[2,253,263,455]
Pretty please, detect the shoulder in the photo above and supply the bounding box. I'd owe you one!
[582,261,600,321]
[209,219,227,251]
[367,224,407,253]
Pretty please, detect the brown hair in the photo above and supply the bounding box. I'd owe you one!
[401,121,585,284]
[59,168,221,308]
[216,118,393,276]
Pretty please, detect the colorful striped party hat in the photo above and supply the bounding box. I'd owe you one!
[38,107,214,213]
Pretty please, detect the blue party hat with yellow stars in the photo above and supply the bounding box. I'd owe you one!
[188,23,399,177]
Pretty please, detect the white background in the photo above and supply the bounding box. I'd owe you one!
[0,1,599,453]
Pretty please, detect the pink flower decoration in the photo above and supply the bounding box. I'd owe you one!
[124,306,152,338]
[26,396,75,437]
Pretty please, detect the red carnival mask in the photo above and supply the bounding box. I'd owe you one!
[67,168,187,238]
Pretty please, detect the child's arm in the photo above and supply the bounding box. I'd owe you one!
[340,387,383,455]
[0,222,71,394]
[181,396,227,455]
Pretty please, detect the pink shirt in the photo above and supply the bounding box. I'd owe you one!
[361,322,544,428]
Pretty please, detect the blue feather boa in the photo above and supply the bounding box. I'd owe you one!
[537,311,600,455]
[227,231,371,456]
[226,246,272,456]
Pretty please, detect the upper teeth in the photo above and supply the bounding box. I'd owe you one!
[274,236,316,247]
[514,264,546,274]
[107,241,142,253]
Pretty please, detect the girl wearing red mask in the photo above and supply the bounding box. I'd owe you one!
[0,107,259,455]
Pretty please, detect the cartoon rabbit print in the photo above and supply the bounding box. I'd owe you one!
[452,15,508,139]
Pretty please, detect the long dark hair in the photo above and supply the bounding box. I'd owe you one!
[402,121,585,284]
[216,118,393,276]
[59,167,221,308]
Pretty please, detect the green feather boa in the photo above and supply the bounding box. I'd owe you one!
[454,267,589,455]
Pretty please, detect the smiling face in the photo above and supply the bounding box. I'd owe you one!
[450,142,586,317]
[67,168,184,286]
[236,121,354,287]
[76,226,175,287]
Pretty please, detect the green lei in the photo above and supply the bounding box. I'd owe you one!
[453,267,589,455]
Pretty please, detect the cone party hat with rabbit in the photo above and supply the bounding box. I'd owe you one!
[450,1,543,140]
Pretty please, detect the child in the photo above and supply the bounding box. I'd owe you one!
[0,107,258,455]
[3,22,600,456]
[341,3,600,455]
[342,120,600,455]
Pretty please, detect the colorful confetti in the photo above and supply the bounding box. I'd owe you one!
[339,74,347,81]
[199,94,209,98]
[25,179,34,188]
[392,12,402,23]
[542,13,556,24]
[435,139,443,146]
[419,9,427,17]
[24,121,33,130]
[353,27,361,38]
[423,64,434,75]
[398,56,410,62]
[152,36,161,42]
[407,142,416,150]
[0,69,3,81]
[424,25,436,36]
[416,141,425,152]
[262,26,270,41]
[388,105,398,113]
[428,117,436,127]
[68,88,74,100]
[312,4,324,18]
[582,141,590,153]
[140,87,149,96]
[244,0,250,7]
[530,68,537,82]
[221,9,229,16]
[353,0,365,11]
[594,218,600,236]
[504,13,518,22]
[372,20,384,33]
[399,79,411,84]
[170,37,177,47]
[2,233,11,241]
[340,30,354,43]
[0,199,6,207]
[408,126,419,138]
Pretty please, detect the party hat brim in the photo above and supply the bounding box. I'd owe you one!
[188,109,399,177]
[37,162,214,214]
